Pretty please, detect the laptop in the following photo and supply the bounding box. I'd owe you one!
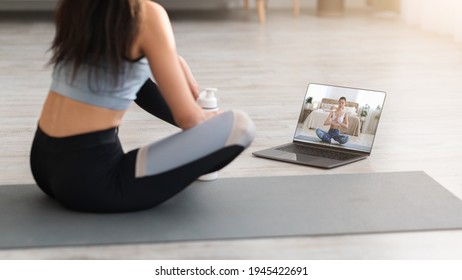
[253,83,387,168]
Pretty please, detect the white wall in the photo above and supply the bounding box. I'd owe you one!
[401,0,462,42]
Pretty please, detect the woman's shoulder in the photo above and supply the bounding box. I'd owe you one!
[137,1,171,37]
[141,1,168,21]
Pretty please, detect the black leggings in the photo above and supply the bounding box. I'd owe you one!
[30,79,254,213]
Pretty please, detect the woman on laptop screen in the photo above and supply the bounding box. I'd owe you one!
[316,96,350,144]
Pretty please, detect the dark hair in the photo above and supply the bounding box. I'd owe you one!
[339,96,346,102]
[49,0,141,86]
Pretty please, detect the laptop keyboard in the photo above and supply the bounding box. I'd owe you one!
[276,144,360,161]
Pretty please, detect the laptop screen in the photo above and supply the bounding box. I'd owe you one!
[294,83,386,153]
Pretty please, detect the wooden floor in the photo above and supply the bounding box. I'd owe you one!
[1,8,462,259]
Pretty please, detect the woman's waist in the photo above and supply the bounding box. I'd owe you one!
[33,124,119,152]
[39,91,125,137]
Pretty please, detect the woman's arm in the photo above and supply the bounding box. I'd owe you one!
[138,2,212,129]
[324,112,333,125]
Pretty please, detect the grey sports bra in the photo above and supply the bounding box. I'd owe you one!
[50,57,152,110]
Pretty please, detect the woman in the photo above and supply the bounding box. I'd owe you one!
[316,97,349,144]
[30,0,255,213]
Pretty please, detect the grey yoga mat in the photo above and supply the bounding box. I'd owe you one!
[1,171,462,249]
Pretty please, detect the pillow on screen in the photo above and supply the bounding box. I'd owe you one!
[321,103,336,110]
[344,106,357,114]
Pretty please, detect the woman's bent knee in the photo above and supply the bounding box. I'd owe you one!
[225,110,255,149]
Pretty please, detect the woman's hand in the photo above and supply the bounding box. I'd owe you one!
[324,111,333,125]
[179,109,223,130]
[204,109,223,120]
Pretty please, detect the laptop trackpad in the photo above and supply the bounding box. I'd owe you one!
[280,152,321,162]
[280,152,339,165]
